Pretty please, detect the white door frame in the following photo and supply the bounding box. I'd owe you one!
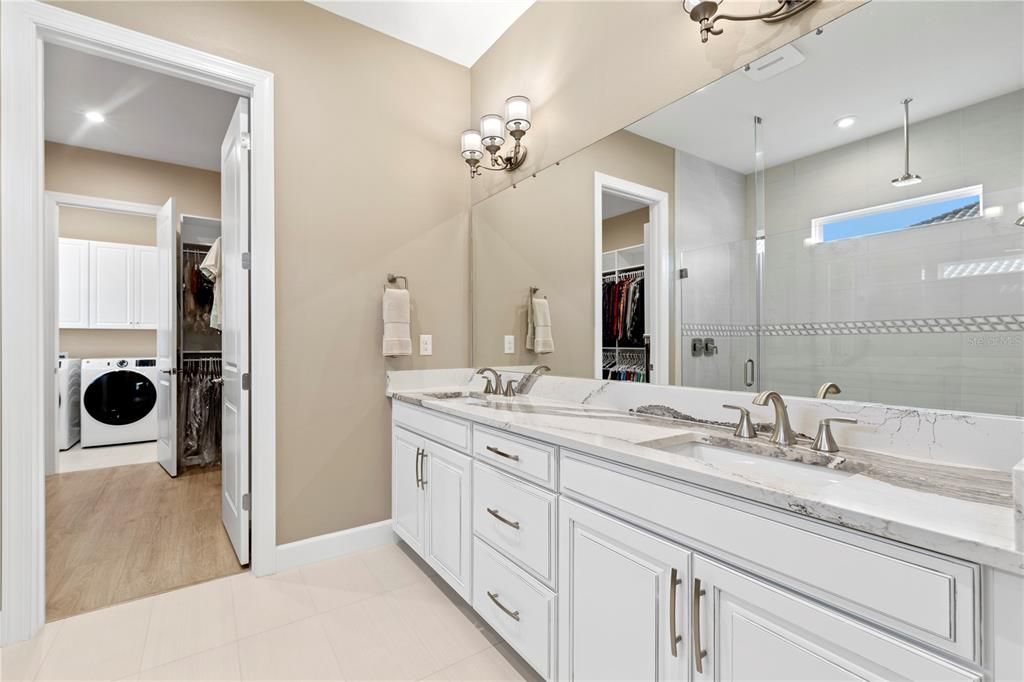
[1,0,278,645]
[593,172,670,384]
[45,191,162,477]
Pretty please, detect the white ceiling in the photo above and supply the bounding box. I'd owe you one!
[308,0,534,67]
[45,44,240,171]
[628,2,1024,174]
[602,192,647,220]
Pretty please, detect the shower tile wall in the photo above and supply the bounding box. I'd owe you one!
[753,90,1024,415]
[675,150,756,391]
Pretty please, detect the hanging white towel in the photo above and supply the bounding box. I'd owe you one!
[531,297,554,354]
[525,293,536,351]
[199,237,222,331]
[383,288,412,357]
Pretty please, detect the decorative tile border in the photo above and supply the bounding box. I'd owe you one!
[681,315,1024,337]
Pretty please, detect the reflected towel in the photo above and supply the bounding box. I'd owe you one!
[383,288,411,357]
[531,297,554,354]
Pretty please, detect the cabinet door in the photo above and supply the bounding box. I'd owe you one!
[133,245,159,329]
[89,241,134,329]
[424,441,472,600]
[693,556,979,682]
[392,427,425,554]
[58,238,90,328]
[558,498,691,681]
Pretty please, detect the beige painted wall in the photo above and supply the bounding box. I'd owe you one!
[47,142,221,360]
[473,131,673,377]
[602,208,648,253]
[469,0,867,203]
[52,1,471,544]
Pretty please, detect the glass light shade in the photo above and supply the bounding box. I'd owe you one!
[480,114,505,147]
[504,96,531,132]
[460,129,482,160]
[683,0,719,12]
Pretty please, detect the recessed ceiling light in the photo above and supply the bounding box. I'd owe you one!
[84,111,105,123]
[834,115,857,129]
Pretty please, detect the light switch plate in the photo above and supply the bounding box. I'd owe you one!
[419,334,433,356]
[504,335,515,354]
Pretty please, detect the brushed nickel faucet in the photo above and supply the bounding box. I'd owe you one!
[515,365,550,395]
[752,390,796,447]
[811,417,858,453]
[816,382,842,400]
[476,367,504,395]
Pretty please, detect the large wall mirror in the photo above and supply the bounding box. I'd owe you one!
[471,1,1024,416]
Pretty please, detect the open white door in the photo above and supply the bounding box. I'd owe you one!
[221,98,251,565]
[156,197,178,478]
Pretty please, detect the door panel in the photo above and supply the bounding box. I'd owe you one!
[134,246,159,329]
[559,498,691,681]
[425,442,471,598]
[156,198,178,477]
[89,241,133,328]
[58,238,90,328]
[392,428,424,552]
[221,97,251,565]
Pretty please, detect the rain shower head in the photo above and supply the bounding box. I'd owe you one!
[892,98,923,187]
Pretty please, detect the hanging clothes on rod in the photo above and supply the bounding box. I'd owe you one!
[178,355,222,469]
[182,245,219,337]
[601,268,645,347]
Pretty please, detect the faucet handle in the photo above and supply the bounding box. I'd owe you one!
[482,377,495,394]
[722,404,757,439]
[503,380,518,397]
[811,417,858,453]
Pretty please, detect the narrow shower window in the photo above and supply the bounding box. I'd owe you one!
[810,185,984,244]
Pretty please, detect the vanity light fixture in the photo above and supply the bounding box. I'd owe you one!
[682,0,818,43]
[84,110,105,123]
[834,115,857,129]
[460,95,531,178]
[891,98,923,188]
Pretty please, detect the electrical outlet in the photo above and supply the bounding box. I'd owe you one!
[504,335,515,354]
[419,334,433,356]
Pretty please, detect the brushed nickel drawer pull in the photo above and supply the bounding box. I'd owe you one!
[486,507,520,529]
[670,568,683,658]
[414,447,422,489]
[487,591,520,621]
[486,445,520,462]
[692,578,707,673]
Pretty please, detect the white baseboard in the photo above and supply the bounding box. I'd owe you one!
[275,519,397,572]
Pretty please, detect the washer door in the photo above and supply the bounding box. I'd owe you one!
[83,370,157,426]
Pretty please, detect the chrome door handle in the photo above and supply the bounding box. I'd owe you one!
[692,578,707,674]
[486,591,520,621]
[670,568,683,658]
[486,507,520,529]
[160,368,177,375]
[486,445,520,462]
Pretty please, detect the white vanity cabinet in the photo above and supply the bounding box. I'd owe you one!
[391,403,473,600]
[558,498,691,681]
[693,556,979,682]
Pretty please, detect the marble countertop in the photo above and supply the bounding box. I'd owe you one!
[390,388,1024,574]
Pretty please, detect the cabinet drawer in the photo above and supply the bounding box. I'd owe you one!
[561,451,980,662]
[473,538,555,681]
[392,401,470,453]
[474,425,557,489]
[473,462,556,585]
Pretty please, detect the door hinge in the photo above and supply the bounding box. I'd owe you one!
[241,252,251,270]
[240,131,251,151]
[242,493,251,512]
[241,373,251,391]
[679,268,689,279]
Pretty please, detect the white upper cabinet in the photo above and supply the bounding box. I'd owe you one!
[58,238,90,328]
[133,245,159,329]
[67,239,158,330]
[89,241,134,329]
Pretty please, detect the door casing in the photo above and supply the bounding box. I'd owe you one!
[1,0,277,645]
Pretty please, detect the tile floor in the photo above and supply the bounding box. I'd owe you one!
[2,543,541,682]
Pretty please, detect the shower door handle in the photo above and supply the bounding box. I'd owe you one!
[744,359,754,387]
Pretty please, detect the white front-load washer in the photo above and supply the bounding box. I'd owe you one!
[80,358,159,447]
[57,357,81,450]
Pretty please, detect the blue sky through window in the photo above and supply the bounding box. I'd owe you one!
[821,193,981,242]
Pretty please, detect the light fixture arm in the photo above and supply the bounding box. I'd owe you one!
[689,0,818,43]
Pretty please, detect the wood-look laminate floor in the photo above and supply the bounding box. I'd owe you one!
[46,462,244,622]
